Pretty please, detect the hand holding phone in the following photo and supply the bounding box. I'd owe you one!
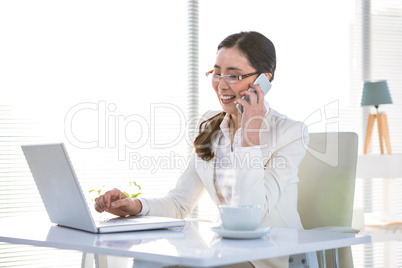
[236,74,272,114]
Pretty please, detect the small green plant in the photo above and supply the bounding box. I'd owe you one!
[89,181,142,199]
[89,186,104,196]
[123,181,142,198]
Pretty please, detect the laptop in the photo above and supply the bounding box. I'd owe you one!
[21,143,185,233]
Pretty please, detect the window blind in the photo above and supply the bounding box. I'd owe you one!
[0,0,188,214]
[356,0,402,216]
[0,105,45,217]
[352,0,402,267]
[368,0,402,155]
[0,0,188,267]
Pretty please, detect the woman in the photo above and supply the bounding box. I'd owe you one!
[95,31,309,267]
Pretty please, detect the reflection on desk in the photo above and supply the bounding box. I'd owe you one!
[0,217,371,267]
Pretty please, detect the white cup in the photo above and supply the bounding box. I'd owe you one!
[219,205,262,231]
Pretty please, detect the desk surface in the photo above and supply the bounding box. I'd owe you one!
[357,154,402,178]
[0,217,371,267]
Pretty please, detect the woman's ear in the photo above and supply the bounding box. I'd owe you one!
[265,73,273,81]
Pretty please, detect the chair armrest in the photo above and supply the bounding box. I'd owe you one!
[312,226,360,234]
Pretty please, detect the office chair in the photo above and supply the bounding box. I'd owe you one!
[290,132,359,268]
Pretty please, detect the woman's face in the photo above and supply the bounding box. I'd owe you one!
[212,47,258,115]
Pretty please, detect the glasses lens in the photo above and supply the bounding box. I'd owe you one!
[207,72,239,84]
[224,75,238,84]
[211,73,220,83]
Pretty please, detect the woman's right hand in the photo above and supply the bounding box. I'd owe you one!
[94,188,142,217]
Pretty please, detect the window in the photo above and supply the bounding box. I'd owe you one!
[351,0,402,266]
[0,0,188,266]
[1,0,189,213]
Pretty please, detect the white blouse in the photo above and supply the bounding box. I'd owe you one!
[139,100,271,215]
[214,101,270,205]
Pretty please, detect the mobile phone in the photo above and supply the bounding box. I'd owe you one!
[236,73,272,114]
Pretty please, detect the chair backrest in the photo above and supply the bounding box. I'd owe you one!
[297,132,358,229]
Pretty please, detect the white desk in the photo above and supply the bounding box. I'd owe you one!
[357,154,402,178]
[0,217,370,268]
[356,154,402,222]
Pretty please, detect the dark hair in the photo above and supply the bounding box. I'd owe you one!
[218,31,276,82]
[193,112,226,161]
[194,31,276,161]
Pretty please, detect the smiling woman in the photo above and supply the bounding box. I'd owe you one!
[195,32,276,161]
[95,31,310,267]
[2,0,401,266]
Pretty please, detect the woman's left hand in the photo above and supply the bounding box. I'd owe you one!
[235,83,267,147]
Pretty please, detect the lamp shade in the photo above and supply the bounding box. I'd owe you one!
[361,80,393,107]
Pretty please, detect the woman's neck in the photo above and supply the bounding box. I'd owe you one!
[228,113,241,134]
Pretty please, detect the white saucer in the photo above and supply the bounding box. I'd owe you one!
[211,226,271,239]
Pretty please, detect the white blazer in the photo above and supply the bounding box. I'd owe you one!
[144,107,309,230]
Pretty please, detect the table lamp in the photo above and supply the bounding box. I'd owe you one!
[361,80,393,154]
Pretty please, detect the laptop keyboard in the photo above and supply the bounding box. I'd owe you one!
[96,217,139,226]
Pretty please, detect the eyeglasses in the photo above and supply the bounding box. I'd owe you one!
[205,70,259,84]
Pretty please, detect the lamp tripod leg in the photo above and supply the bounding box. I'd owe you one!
[382,113,392,154]
[364,114,375,154]
[377,113,385,154]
